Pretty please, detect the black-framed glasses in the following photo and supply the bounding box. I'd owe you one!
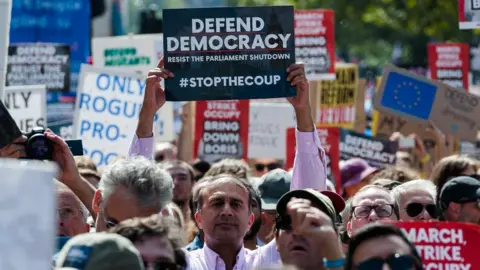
[143,259,178,270]
[356,253,420,270]
[405,203,438,218]
[254,162,280,172]
[352,204,394,219]
[57,207,83,220]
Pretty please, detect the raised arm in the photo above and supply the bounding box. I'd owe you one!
[128,58,172,159]
[286,63,327,191]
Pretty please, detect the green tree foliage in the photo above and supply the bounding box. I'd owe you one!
[228,0,474,66]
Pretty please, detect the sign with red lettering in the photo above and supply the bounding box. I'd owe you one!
[428,43,470,91]
[294,9,335,80]
[285,127,341,192]
[194,100,249,163]
[396,221,480,270]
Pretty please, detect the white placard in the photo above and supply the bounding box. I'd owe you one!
[92,34,163,74]
[4,85,46,133]
[74,65,174,167]
[0,0,12,100]
[248,103,296,159]
[0,158,57,270]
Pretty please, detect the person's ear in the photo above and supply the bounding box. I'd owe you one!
[248,212,254,228]
[194,210,203,230]
[93,190,102,214]
[347,221,352,238]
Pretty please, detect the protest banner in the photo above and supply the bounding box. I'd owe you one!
[0,0,11,100]
[294,9,335,81]
[459,0,480,29]
[317,63,358,128]
[374,64,480,141]
[340,129,398,168]
[92,34,163,74]
[460,140,480,158]
[162,6,295,101]
[0,159,57,270]
[248,103,296,159]
[194,100,249,163]
[4,85,46,133]
[428,43,469,90]
[74,65,174,166]
[6,43,70,92]
[396,221,480,270]
[286,127,341,191]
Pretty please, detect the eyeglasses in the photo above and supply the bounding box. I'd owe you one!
[254,162,280,172]
[57,208,82,220]
[102,213,119,229]
[352,204,394,219]
[356,253,420,270]
[405,203,438,218]
[143,260,178,270]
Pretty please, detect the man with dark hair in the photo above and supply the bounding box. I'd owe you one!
[439,176,480,224]
[159,160,196,221]
[345,224,423,270]
[109,214,187,270]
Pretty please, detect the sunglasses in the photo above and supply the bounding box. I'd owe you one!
[356,254,419,270]
[405,203,438,218]
[255,162,280,172]
[352,204,394,219]
[143,260,178,270]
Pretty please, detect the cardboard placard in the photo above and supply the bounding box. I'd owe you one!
[0,99,22,149]
[74,65,174,166]
[0,159,57,270]
[294,9,335,80]
[340,129,398,168]
[374,65,480,141]
[6,43,70,92]
[317,63,359,128]
[396,221,480,270]
[428,43,469,90]
[285,127,341,192]
[194,100,249,163]
[92,34,163,74]
[4,85,47,133]
[459,0,480,29]
[248,103,296,159]
[163,6,295,101]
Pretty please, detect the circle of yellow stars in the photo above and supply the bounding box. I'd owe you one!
[393,81,422,109]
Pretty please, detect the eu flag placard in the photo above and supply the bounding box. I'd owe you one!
[380,71,438,120]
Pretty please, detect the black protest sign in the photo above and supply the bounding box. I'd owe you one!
[7,43,70,92]
[340,129,398,168]
[163,6,295,101]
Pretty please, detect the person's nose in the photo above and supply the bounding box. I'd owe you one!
[383,263,391,270]
[220,204,234,216]
[368,209,379,222]
[420,208,430,220]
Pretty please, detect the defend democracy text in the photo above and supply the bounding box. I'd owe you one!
[166,17,292,52]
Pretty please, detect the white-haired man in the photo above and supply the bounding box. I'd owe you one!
[55,180,90,237]
[92,157,174,232]
[391,179,438,221]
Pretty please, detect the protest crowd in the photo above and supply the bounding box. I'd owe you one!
[2,1,480,270]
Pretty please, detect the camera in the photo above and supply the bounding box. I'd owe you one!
[25,127,53,160]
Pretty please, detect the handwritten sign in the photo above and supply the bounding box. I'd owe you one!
[4,85,46,133]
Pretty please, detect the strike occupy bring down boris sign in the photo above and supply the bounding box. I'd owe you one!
[194,100,249,163]
[163,6,295,101]
[74,66,173,167]
[428,43,469,90]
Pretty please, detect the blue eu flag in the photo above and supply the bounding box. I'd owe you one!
[380,72,438,120]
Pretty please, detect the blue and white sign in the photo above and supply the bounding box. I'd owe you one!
[74,65,174,167]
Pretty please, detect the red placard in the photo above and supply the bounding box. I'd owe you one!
[294,9,335,80]
[428,43,470,91]
[194,100,249,163]
[396,221,480,270]
[285,127,341,192]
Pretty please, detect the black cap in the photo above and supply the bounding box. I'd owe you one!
[439,176,480,212]
[276,189,337,223]
[258,169,291,211]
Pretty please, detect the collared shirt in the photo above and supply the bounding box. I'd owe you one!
[185,235,264,252]
[128,127,326,269]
